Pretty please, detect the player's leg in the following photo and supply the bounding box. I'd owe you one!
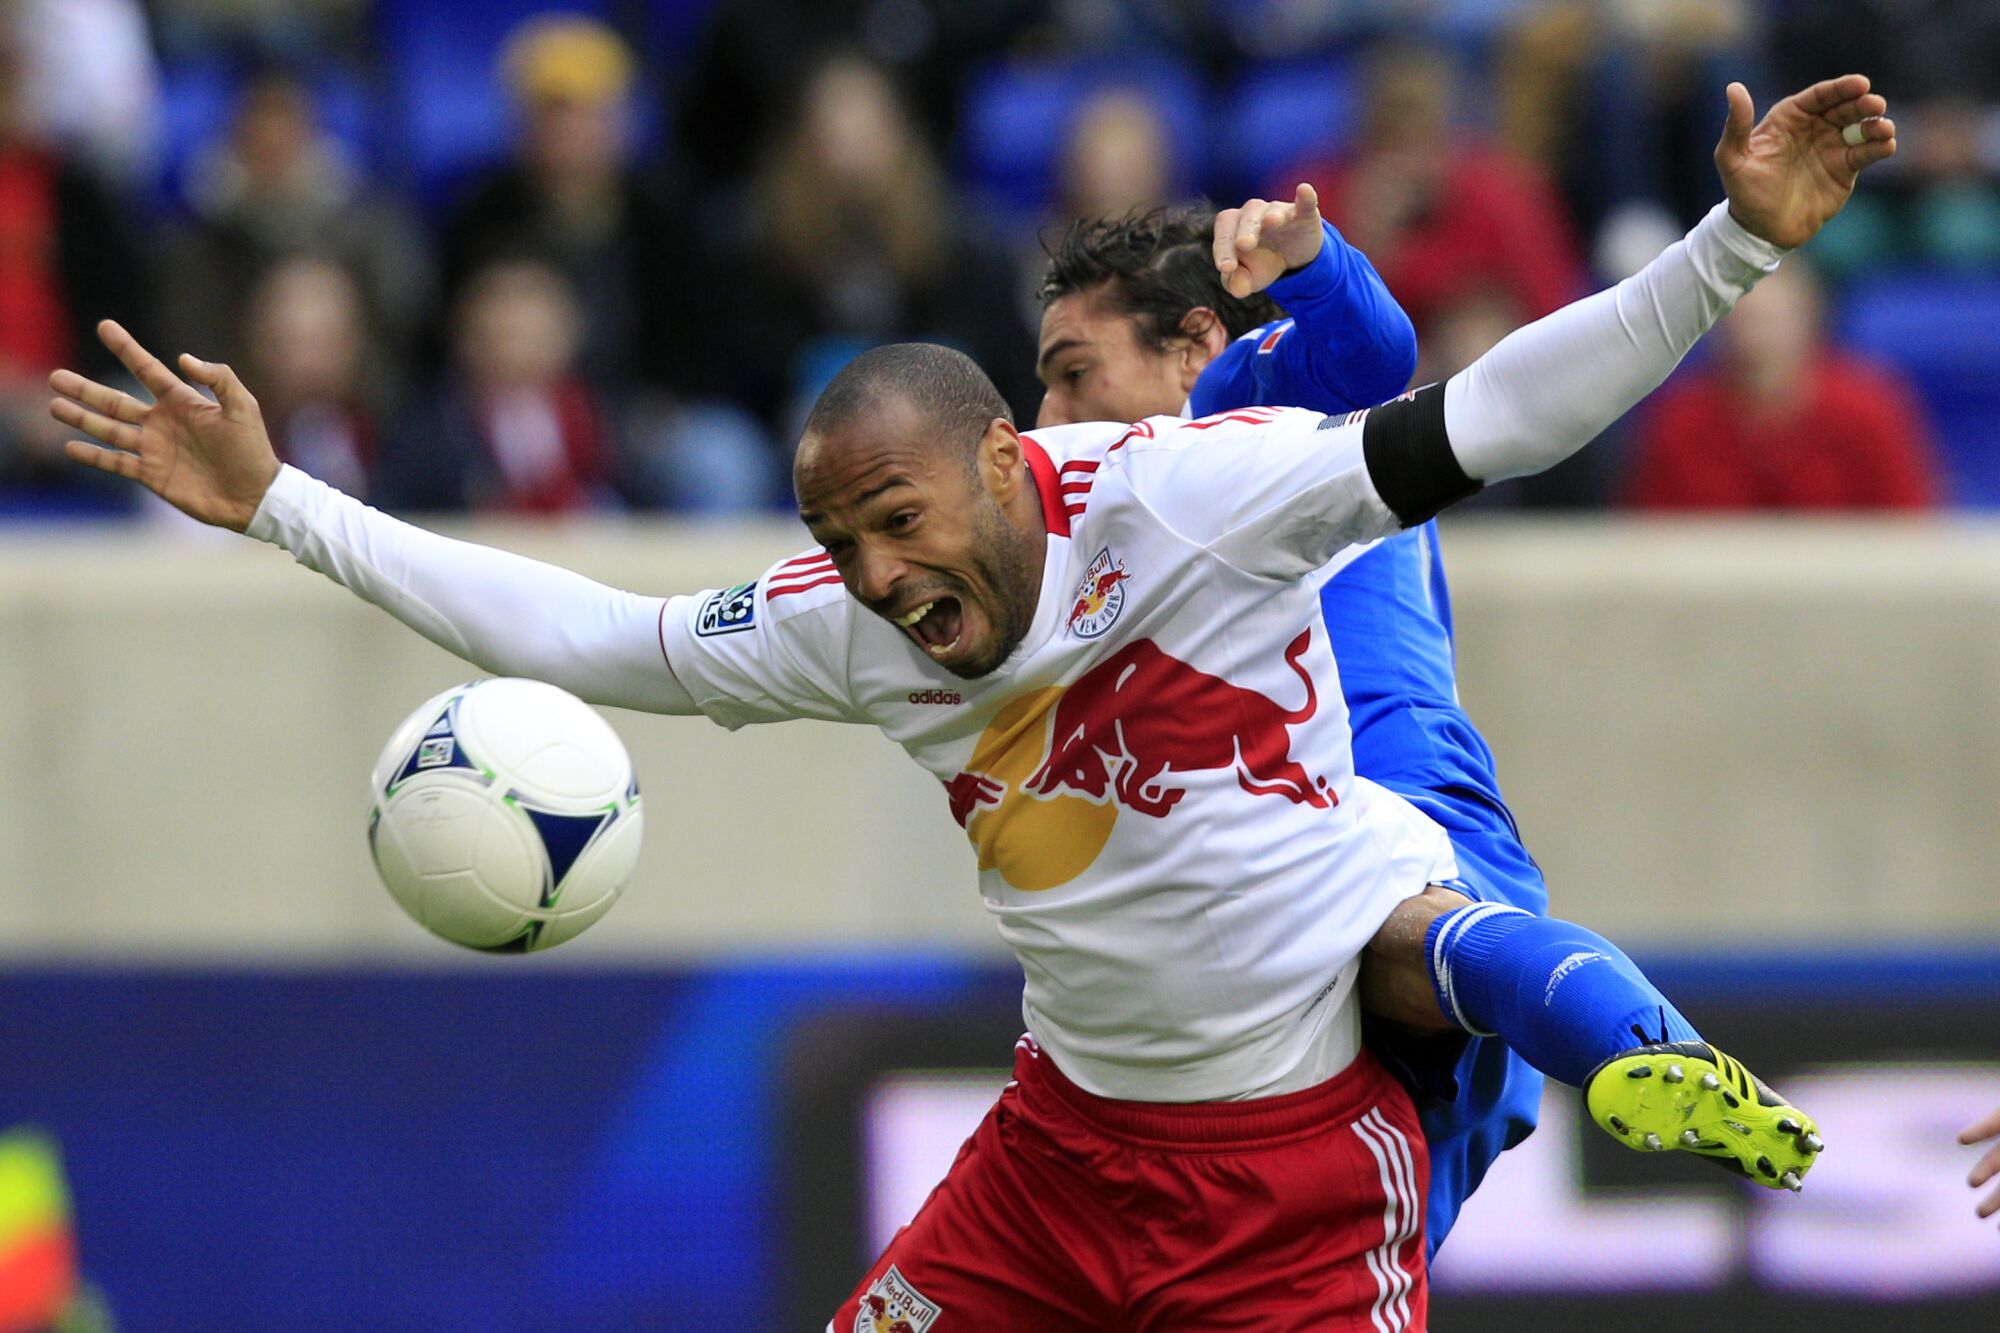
[827,1041,1123,1332]
[1361,879,1823,1189]
[1359,815,1547,1258]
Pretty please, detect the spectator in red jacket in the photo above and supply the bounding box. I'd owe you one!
[1625,259,1941,511]
[1281,44,1587,336]
[374,257,615,516]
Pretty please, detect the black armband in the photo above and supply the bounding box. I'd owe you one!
[1356,383,1480,526]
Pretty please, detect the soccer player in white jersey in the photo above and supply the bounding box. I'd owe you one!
[51,76,1893,1330]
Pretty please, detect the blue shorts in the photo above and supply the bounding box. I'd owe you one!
[1368,784,1550,1259]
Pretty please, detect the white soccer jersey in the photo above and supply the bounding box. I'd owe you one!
[661,406,1458,1102]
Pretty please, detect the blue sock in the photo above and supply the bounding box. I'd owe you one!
[1426,904,1702,1087]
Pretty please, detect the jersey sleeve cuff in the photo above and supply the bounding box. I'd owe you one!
[1266,220,1343,306]
[246,463,323,549]
[1695,201,1789,295]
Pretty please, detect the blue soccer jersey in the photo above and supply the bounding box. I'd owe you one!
[1186,219,1549,1257]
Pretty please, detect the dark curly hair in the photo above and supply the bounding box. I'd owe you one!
[1038,205,1284,349]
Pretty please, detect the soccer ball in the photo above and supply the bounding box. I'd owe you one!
[367,678,642,952]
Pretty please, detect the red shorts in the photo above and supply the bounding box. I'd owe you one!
[833,1035,1429,1333]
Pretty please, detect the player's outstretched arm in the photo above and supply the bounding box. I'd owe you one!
[1961,1105,2000,1225]
[1356,77,1894,524]
[50,324,698,715]
[1209,183,1417,410]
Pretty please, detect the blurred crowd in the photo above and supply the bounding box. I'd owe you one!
[1,0,1995,523]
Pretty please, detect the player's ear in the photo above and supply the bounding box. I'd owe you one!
[977,417,1024,500]
[1176,308,1228,389]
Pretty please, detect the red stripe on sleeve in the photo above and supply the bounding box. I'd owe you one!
[778,551,834,575]
[767,573,845,601]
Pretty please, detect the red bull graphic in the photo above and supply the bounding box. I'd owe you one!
[939,630,1333,891]
[1065,546,1130,639]
[943,771,1005,827]
[1027,629,1332,816]
[855,1265,941,1332]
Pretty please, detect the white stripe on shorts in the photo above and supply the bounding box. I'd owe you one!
[1352,1107,1421,1331]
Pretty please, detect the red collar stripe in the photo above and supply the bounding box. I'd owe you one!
[1021,436,1070,537]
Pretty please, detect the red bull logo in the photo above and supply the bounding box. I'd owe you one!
[941,629,1333,891]
[854,1266,941,1332]
[1065,546,1130,639]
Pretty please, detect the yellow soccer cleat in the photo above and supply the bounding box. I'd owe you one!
[1584,1041,1824,1192]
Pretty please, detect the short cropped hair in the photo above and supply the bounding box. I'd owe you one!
[801,343,1013,466]
[1038,205,1284,348]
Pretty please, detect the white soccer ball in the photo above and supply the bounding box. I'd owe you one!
[367,678,642,952]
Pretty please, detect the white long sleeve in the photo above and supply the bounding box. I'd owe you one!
[1444,202,1788,483]
[247,466,698,714]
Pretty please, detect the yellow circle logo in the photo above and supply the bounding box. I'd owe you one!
[946,687,1116,892]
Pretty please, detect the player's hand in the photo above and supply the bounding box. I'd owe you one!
[1714,75,1896,250]
[49,321,281,533]
[1960,1105,2000,1225]
[1214,183,1325,299]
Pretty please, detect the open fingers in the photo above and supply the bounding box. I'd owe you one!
[97,319,186,402]
[1973,1139,2000,1190]
[1958,1107,2000,1146]
[61,437,142,481]
[180,353,256,413]
[49,368,147,424]
[1293,181,1319,220]
[50,395,142,452]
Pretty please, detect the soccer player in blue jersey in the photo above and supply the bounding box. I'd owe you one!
[1033,153,1829,1247]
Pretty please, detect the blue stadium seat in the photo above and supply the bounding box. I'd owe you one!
[1211,58,1357,199]
[639,0,728,70]
[1840,272,2000,506]
[155,59,237,204]
[373,0,620,204]
[955,54,1207,221]
[156,60,382,213]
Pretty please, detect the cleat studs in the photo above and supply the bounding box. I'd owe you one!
[1757,1156,1776,1178]
[1777,1118,1800,1135]
[1803,1133,1824,1153]
[1700,1072,1721,1090]
[1608,1115,1629,1134]
[1665,1064,1685,1083]
[1780,1171,1802,1193]
[1644,1133,1663,1151]
[1627,1066,1653,1079]
[1680,1129,1703,1147]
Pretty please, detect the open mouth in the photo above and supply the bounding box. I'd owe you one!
[895,596,965,659]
